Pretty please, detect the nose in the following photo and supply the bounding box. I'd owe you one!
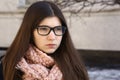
[47,30,56,40]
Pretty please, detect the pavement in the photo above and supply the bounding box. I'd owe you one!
[88,68,120,80]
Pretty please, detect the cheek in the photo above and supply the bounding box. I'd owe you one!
[57,36,62,44]
[33,36,39,46]
[34,35,44,45]
[33,31,42,46]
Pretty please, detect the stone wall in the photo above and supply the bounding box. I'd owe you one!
[0,0,120,51]
[0,13,23,47]
[65,11,120,50]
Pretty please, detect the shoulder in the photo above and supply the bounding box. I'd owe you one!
[0,56,4,80]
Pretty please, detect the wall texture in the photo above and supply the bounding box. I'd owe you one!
[65,11,120,50]
[0,0,120,51]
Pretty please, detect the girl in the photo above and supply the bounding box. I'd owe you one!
[1,1,89,80]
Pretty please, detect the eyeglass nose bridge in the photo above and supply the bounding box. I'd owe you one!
[48,28,56,35]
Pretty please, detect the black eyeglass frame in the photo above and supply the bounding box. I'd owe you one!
[36,25,66,36]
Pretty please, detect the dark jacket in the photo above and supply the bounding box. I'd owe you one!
[0,56,23,80]
[0,57,3,80]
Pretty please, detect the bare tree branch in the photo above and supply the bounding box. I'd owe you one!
[50,0,120,13]
[25,0,120,13]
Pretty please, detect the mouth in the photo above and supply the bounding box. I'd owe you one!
[46,44,57,48]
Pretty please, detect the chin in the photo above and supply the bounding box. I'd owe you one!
[44,49,56,54]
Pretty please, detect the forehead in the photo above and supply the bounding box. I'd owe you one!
[39,16,61,27]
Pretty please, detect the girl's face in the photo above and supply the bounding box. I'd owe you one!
[33,16,63,54]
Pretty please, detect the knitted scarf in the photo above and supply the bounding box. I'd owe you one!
[16,45,63,80]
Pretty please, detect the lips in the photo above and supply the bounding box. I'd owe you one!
[46,44,56,48]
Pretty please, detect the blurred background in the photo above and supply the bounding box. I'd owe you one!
[0,0,120,80]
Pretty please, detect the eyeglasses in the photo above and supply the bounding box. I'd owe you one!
[36,25,66,36]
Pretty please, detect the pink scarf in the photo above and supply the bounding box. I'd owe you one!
[16,45,63,80]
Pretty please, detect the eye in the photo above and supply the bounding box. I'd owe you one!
[55,26,62,31]
[39,27,49,31]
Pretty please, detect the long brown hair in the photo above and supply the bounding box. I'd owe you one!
[3,1,89,80]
